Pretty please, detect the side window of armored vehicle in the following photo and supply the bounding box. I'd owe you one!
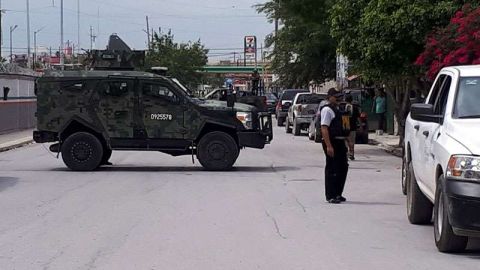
[143,83,179,103]
[102,81,130,97]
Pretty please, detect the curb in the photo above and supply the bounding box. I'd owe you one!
[0,138,34,153]
[369,139,402,158]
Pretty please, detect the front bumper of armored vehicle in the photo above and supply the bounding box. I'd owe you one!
[33,130,58,143]
[237,112,273,149]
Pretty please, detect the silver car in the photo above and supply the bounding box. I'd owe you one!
[286,93,326,136]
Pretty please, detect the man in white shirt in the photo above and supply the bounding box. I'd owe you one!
[321,88,350,204]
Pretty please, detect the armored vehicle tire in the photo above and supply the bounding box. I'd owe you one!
[407,163,433,224]
[434,175,468,253]
[293,119,301,136]
[61,132,104,171]
[197,131,239,171]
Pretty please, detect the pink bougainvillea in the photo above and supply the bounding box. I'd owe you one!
[416,4,480,80]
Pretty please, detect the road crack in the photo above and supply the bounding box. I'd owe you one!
[294,197,307,213]
[265,210,287,239]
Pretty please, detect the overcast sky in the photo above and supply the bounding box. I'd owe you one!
[1,0,272,62]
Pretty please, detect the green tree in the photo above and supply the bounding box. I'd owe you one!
[146,30,208,89]
[330,0,466,143]
[257,0,337,88]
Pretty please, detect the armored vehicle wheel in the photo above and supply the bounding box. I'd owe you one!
[61,132,104,171]
[197,131,239,171]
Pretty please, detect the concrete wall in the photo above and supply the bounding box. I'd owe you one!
[0,74,36,134]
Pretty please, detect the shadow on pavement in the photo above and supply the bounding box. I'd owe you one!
[343,201,401,206]
[47,165,300,173]
[0,177,18,192]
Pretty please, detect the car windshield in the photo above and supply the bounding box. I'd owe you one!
[455,77,480,119]
[281,90,308,100]
[265,93,277,100]
[297,94,324,104]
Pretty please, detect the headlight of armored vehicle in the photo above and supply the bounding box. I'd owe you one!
[447,155,480,181]
[236,112,253,130]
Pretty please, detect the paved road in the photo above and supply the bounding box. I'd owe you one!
[0,126,479,270]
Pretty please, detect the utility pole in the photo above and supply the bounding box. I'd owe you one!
[89,26,96,51]
[27,0,31,68]
[33,27,45,69]
[60,0,64,69]
[77,0,80,57]
[0,0,3,60]
[145,16,150,50]
[9,25,17,63]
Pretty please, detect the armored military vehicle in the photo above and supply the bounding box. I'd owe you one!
[33,35,273,171]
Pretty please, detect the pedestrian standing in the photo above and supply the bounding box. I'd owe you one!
[345,94,359,160]
[372,88,386,135]
[321,88,350,204]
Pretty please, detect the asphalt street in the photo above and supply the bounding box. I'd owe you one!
[0,126,479,270]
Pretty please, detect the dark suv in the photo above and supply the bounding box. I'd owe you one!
[275,89,309,126]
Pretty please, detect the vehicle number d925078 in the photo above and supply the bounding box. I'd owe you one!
[151,114,173,121]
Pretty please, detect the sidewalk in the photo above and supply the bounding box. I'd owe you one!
[0,129,35,152]
[369,133,402,157]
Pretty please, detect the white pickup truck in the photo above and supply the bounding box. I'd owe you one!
[404,65,480,253]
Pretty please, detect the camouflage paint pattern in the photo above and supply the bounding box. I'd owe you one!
[36,70,260,144]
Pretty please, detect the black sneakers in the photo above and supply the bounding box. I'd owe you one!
[327,198,341,204]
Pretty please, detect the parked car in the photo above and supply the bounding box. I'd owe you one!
[275,89,309,126]
[404,65,480,253]
[308,101,369,144]
[205,88,267,111]
[264,92,278,114]
[286,93,326,136]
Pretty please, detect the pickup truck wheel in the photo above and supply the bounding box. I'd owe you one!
[61,132,103,171]
[407,162,433,224]
[277,117,284,127]
[293,119,301,136]
[402,154,408,195]
[197,131,239,171]
[314,128,322,143]
[285,118,292,133]
[308,131,314,140]
[434,175,468,253]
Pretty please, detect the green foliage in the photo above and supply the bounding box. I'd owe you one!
[146,30,208,88]
[330,0,465,80]
[257,0,337,88]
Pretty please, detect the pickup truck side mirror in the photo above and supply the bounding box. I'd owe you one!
[411,103,443,122]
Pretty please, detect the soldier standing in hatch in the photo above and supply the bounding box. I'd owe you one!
[321,88,350,204]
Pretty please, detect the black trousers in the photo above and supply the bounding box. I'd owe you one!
[377,112,386,131]
[322,139,349,200]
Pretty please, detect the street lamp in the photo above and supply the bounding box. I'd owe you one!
[33,26,45,69]
[9,24,17,63]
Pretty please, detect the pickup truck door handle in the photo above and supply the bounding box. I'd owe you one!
[414,125,420,131]
[423,131,430,137]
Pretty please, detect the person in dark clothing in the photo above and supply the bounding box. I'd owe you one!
[321,88,350,204]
